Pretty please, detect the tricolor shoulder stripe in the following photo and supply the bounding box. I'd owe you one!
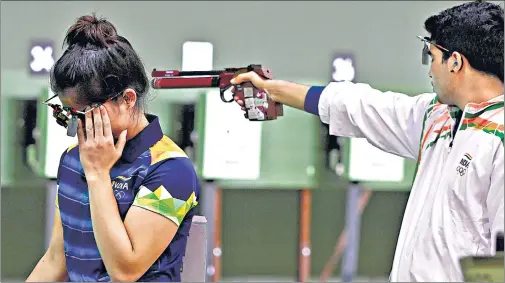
[460,117,504,142]
[426,96,441,118]
[464,102,504,119]
[459,106,504,142]
[414,97,439,178]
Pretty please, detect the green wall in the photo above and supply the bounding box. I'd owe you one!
[1,99,49,279]
[220,176,409,278]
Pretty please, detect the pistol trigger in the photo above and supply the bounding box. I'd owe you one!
[219,88,227,102]
[220,84,234,103]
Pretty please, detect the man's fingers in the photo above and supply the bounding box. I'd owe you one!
[233,95,243,104]
[230,73,246,84]
[230,71,255,85]
[231,73,256,113]
[233,96,245,110]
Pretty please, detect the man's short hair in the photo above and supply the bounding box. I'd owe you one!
[424,1,504,82]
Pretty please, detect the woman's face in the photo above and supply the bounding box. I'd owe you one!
[60,88,137,138]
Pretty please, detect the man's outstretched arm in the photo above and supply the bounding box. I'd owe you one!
[231,72,435,161]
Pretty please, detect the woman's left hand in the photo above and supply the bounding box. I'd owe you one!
[77,106,127,181]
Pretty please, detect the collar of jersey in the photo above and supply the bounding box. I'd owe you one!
[447,94,504,119]
[121,114,163,163]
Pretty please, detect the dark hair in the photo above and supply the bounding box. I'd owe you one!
[50,14,150,113]
[424,0,504,82]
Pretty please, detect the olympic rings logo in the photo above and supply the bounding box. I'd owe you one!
[114,190,126,200]
[456,166,467,176]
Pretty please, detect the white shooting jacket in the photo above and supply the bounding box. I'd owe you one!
[317,81,504,281]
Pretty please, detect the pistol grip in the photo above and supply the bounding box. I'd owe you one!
[236,82,281,121]
[275,102,284,117]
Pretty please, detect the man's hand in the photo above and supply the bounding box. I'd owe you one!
[230,71,276,110]
[231,72,310,112]
[77,106,127,181]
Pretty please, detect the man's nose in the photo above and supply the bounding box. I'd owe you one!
[428,69,433,78]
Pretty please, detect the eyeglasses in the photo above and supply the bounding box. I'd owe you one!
[42,91,124,137]
[417,36,451,65]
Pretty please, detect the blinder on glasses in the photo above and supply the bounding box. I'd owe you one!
[416,36,451,65]
[42,91,124,137]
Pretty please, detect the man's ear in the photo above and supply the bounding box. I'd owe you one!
[449,52,463,73]
[122,88,138,109]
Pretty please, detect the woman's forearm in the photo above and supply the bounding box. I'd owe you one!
[26,252,68,282]
[87,174,135,280]
[27,208,68,282]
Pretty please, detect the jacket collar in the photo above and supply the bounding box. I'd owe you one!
[447,94,504,119]
[121,114,164,163]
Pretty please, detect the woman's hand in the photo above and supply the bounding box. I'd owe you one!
[77,106,127,181]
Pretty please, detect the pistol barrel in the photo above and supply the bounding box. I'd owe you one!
[151,77,219,89]
[151,69,223,77]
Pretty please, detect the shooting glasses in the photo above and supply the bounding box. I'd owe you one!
[417,36,452,65]
[43,91,123,137]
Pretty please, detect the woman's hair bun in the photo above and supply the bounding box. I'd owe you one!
[64,13,118,48]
